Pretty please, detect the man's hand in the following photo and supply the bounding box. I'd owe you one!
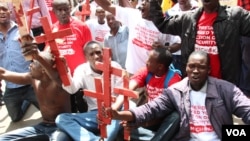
[21,42,39,60]
[152,41,165,49]
[120,120,138,131]
[58,56,70,73]
[0,67,5,78]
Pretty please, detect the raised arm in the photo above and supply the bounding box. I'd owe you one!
[149,0,166,30]
[22,42,63,86]
[0,67,32,85]
[94,0,116,15]
[118,0,133,8]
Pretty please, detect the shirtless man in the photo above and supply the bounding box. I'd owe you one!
[0,43,71,140]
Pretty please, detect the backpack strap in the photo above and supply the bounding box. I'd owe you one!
[145,72,153,85]
[164,68,175,88]
[145,64,181,88]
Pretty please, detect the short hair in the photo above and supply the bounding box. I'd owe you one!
[0,2,10,9]
[83,40,103,55]
[154,47,173,69]
[52,0,71,7]
[39,51,53,66]
[188,50,210,65]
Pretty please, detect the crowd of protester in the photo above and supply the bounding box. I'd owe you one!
[0,0,250,141]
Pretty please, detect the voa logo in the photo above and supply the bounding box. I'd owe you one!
[226,129,246,136]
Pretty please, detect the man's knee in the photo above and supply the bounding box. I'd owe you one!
[51,130,73,141]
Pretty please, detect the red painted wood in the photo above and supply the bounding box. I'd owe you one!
[35,17,72,86]
[84,48,138,140]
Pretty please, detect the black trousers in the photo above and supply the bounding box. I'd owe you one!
[70,89,88,113]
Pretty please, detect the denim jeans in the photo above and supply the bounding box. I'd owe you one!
[0,122,57,141]
[128,101,155,140]
[55,110,121,141]
[3,85,39,122]
[129,100,180,141]
[150,111,180,141]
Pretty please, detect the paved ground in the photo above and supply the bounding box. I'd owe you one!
[0,104,42,135]
[0,81,42,135]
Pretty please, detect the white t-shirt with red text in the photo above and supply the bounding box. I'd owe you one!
[194,11,221,78]
[115,6,180,74]
[86,19,110,44]
[189,83,220,141]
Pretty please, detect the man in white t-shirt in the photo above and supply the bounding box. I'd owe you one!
[94,0,180,75]
[86,6,110,44]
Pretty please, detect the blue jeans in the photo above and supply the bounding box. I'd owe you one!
[0,122,57,141]
[150,111,180,141]
[3,85,39,122]
[55,110,121,141]
[129,101,180,141]
[128,101,155,140]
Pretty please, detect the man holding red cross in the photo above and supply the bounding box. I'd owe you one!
[55,41,124,141]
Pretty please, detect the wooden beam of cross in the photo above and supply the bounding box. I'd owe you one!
[9,0,40,60]
[11,0,29,36]
[113,76,138,141]
[26,0,40,31]
[84,78,110,139]
[84,48,138,140]
[74,0,91,22]
[35,17,72,86]
[110,62,139,141]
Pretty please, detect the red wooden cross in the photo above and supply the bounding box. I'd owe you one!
[74,0,91,22]
[84,48,138,140]
[26,0,40,31]
[11,0,29,36]
[35,17,72,86]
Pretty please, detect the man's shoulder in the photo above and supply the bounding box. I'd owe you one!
[207,76,235,87]
[71,18,88,26]
[168,77,189,90]
[74,63,90,73]
[111,61,122,69]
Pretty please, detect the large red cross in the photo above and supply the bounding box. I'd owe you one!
[35,17,73,86]
[84,48,138,140]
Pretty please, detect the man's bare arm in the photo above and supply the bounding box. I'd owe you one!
[35,54,63,86]
[0,67,32,85]
[118,0,133,8]
[94,0,116,15]
[22,42,63,86]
